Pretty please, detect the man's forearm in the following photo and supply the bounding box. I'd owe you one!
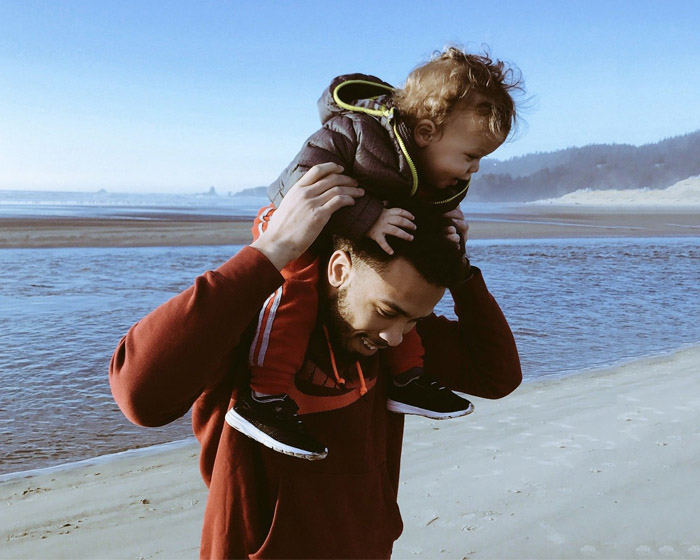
[419,267,522,399]
[109,164,364,427]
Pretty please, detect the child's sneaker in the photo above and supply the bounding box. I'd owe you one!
[225,389,328,460]
[386,368,474,419]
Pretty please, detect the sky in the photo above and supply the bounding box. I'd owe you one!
[1,0,699,193]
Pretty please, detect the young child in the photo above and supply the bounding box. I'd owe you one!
[226,46,521,459]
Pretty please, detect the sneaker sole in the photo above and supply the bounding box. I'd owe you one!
[225,409,328,461]
[386,399,475,419]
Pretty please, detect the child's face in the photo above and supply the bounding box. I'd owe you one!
[414,109,503,190]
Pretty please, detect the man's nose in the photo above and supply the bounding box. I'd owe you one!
[378,326,404,347]
[469,158,481,175]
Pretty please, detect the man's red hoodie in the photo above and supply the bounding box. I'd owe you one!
[109,246,521,558]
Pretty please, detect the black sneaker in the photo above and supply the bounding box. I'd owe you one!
[386,368,474,419]
[225,390,328,460]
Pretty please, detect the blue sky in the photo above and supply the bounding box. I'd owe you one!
[1,0,699,192]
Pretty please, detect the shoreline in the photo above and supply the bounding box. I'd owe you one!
[0,439,197,483]
[1,208,699,248]
[2,342,698,480]
[4,342,699,482]
[2,344,699,558]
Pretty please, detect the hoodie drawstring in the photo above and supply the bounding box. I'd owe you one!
[355,362,367,396]
[322,325,368,396]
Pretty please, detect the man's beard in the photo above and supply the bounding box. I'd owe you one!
[323,285,359,361]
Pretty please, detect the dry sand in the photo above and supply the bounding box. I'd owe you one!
[2,345,699,559]
[1,206,699,248]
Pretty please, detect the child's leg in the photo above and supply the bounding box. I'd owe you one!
[385,328,474,420]
[249,204,319,395]
[226,204,326,460]
[383,327,424,376]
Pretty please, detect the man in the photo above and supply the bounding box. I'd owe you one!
[109,163,521,559]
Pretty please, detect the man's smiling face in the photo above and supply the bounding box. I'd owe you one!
[325,252,445,357]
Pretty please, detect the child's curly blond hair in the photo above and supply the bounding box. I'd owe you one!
[393,46,523,141]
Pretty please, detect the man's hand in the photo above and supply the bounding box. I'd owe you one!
[251,163,363,270]
[366,206,416,255]
[443,207,469,247]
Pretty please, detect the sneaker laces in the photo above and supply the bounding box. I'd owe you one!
[418,373,448,391]
[264,395,304,426]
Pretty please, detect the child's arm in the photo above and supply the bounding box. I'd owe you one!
[268,115,389,240]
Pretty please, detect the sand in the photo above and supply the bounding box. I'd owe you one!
[2,210,699,558]
[394,345,700,559]
[0,217,254,249]
[1,206,699,248]
[2,345,699,559]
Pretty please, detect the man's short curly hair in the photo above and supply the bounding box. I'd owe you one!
[393,46,523,141]
[332,211,468,288]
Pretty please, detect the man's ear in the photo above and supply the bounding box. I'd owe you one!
[413,119,438,147]
[327,250,351,288]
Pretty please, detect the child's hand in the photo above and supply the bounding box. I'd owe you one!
[444,207,473,281]
[367,206,416,255]
[443,207,469,247]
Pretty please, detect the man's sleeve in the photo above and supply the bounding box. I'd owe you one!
[418,267,522,399]
[109,246,284,427]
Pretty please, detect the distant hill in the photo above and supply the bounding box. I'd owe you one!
[470,130,700,202]
[235,186,267,197]
[233,131,700,203]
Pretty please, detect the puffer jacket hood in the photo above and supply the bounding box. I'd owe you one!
[317,74,396,125]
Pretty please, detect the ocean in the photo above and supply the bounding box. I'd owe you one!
[1,192,699,475]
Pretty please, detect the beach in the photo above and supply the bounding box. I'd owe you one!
[2,345,699,559]
[1,206,699,248]
[3,1,700,556]
[1,206,699,559]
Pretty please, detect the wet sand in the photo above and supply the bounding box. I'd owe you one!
[1,206,699,249]
[0,217,254,249]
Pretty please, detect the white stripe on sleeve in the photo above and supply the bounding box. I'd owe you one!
[255,286,283,367]
[249,289,278,367]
